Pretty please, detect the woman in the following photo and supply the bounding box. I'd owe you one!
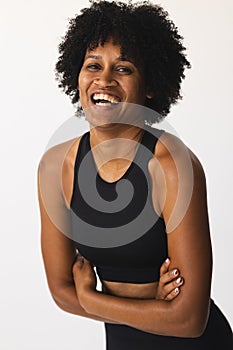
[38,1,233,349]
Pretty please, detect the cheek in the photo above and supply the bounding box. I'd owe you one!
[77,71,83,89]
[78,72,93,93]
[77,76,85,101]
[129,80,147,101]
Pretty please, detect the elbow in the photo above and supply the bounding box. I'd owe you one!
[49,283,75,313]
[180,318,208,338]
[149,301,208,338]
[180,320,206,338]
[176,310,209,338]
[50,287,65,308]
[170,300,209,338]
[50,290,77,315]
[49,284,65,305]
[52,294,65,310]
[52,294,72,314]
[50,287,69,311]
[49,283,86,316]
[166,319,207,338]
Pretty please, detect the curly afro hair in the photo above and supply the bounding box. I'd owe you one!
[55,0,191,124]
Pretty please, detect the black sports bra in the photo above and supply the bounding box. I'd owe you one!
[70,125,168,283]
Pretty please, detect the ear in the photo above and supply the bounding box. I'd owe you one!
[146,88,154,99]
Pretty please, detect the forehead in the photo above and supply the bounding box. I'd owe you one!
[85,41,124,60]
[84,39,142,67]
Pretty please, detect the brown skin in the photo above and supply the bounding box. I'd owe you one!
[39,40,212,336]
[38,135,182,326]
[72,131,212,337]
[77,39,152,112]
[72,41,212,337]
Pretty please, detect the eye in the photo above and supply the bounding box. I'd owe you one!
[116,67,133,74]
[86,64,101,71]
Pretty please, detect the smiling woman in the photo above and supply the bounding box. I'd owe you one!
[38,1,233,349]
[55,0,191,121]
[78,41,149,110]
[77,40,151,128]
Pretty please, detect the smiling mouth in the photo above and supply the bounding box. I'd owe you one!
[91,93,121,106]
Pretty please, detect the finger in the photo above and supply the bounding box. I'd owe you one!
[72,260,83,276]
[83,257,92,266]
[76,257,84,266]
[74,254,84,268]
[164,276,184,296]
[157,274,183,297]
[159,268,180,284]
[165,287,180,301]
[83,258,95,271]
[76,253,83,261]
[159,258,170,277]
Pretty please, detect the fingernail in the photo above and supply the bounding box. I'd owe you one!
[165,258,170,263]
[174,287,179,293]
[176,277,182,284]
[172,269,178,276]
[78,255,84,263]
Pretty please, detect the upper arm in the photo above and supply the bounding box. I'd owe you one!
[37,140,78,299]
[151,132,212,335]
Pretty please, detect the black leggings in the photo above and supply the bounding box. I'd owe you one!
[104,299,233,350]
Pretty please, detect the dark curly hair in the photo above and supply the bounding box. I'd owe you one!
[55,0,191,124]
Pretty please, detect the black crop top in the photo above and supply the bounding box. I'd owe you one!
[70,125,168,284]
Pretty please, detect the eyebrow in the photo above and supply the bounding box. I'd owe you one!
[84,54,134,64]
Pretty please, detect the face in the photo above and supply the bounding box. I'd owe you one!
[77,39,152,126]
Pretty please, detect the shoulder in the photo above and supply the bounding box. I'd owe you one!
[38,136,82,176]
[150,130,206,182]
[38,137,79,170]
[37,135,83,208]
[149,130,209,234]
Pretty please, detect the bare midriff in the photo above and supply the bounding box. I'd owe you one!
[101,279,159,299]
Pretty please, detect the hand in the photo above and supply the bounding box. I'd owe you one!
[155,258,184,301]
[72,253,97,304]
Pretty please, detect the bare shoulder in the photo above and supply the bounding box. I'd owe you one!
[148,130,208,224]
[38,135,83,207]
[150,130,206,179]
[38,137,81,172]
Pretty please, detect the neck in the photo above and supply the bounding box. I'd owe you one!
[89,123,145,171]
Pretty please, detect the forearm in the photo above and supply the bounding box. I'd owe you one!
[81,290,196,337]
[52,283,121,325]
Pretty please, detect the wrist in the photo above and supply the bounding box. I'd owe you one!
[78,287,97,312]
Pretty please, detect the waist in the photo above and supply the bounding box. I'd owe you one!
[101,279,159,299]
[96,265,160,284]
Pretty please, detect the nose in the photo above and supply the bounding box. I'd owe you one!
[94,68,118,88]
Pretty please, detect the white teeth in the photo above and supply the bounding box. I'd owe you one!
[95,101,112,106]
[92,93,120,104]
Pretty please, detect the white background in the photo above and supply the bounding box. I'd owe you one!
[1,0,232,349]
